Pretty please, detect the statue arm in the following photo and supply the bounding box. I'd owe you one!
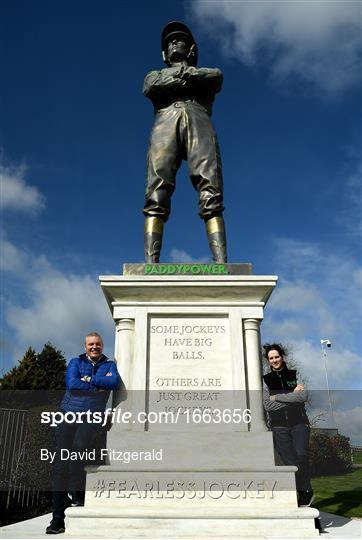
[183,67,223,93]
[143,68,187,98]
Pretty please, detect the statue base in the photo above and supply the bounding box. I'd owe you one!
[65,264,318,538]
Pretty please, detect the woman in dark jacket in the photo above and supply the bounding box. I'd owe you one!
[263,343,314,507]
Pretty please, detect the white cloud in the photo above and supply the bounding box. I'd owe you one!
[0,160,45,214]
[191,0,362,97]
[354,268,362,287]
[0,236,28,273]
[342,162,362,236]
[0,154,113,368]
[261,237,362,392]
[309,405,362,444]
[2,239,115,363]
[262,235,361,443]
[332,406,362,444]
[169,248,210,263]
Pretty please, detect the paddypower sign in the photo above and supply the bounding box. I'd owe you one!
[122,263,252,276]
[145,264,227,275]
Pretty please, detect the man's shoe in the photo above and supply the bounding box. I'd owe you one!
[71,498,84,507]
[314,517,323,532]
[298,490,315,507]
[46,519,65,534]
[70,491,85,506]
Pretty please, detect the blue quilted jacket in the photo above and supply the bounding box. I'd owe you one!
[60,353,121,413]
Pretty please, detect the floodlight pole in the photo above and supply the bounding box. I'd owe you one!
[320,339,334,427]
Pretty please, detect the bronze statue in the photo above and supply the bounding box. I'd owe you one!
[143,21,227,263]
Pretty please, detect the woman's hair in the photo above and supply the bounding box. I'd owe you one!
[263,342,287,361]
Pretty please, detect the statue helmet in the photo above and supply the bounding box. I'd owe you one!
[161,21,198,67]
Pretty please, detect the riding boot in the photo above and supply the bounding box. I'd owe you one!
[144,217,164,263]
[205,215,227,263]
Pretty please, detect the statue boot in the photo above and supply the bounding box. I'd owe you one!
[205,216,227,263]
[144,217,164,263]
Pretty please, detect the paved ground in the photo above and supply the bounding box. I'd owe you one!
[0,511,361,539]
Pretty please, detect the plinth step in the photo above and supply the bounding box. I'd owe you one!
[65,508,320,538]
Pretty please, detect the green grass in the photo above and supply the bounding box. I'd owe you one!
[352,451,362,464]
[311,469,362,519]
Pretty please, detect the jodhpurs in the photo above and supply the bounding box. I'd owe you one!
[143,101,224,221]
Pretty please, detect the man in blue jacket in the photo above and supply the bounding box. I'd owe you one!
[46,332,121,534]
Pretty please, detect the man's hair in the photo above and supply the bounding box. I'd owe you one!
[85,332,103,344]
[262,343,287,360]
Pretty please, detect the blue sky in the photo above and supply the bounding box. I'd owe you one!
[1,1,361,442]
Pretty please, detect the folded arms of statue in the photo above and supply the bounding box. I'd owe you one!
[143,66,223,99]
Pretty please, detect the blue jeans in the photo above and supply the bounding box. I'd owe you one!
[52,418,101,520]
[272,423,312,492]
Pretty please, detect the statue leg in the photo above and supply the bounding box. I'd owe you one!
[143,107,183,262]
[144,216,164,263]
[186,104,227,262]
[205,215,227,263]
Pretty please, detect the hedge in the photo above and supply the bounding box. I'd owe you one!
[310,432,352,476]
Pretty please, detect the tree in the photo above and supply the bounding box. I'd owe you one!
[34,342,67,390]
[310,432,352,476]
[0,343,66,407]
[1,343,66,390]
[0,344,67,523]
[0,347,38,390]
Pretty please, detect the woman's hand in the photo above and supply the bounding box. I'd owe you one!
[294,384,305,392]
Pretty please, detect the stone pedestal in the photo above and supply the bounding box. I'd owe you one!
[66,265,318,538]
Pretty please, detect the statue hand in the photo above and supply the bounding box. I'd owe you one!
[183,66,197,78]
[162,66,183,78]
